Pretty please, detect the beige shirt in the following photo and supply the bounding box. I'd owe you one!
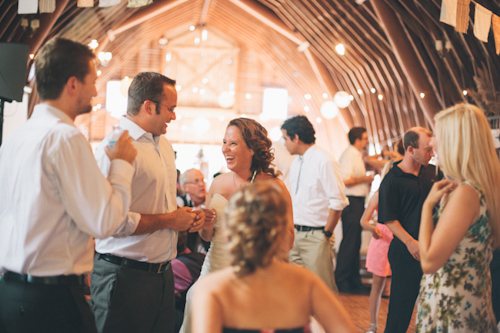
[339,145,369,197]
[94,116,178,263]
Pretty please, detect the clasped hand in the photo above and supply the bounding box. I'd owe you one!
[425,178,457,208]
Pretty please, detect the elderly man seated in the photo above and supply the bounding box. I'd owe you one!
[177,169,210,253]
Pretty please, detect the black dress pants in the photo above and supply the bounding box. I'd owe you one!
[0,277,97,333]
[335,196,365,289]
[384,241,422,333]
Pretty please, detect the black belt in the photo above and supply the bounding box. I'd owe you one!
[294,225,324,232]
[98,253,170,274]
[3,271,85,285]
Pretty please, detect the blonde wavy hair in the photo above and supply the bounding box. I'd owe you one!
[434,103,500,247]
[225,181,288,277]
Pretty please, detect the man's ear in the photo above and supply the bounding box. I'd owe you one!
[143,100,156,115]
[66,77,78,95]
[292,134,300,143]
[407,146,414,154]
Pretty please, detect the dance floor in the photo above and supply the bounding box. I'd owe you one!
[337,292,417,333]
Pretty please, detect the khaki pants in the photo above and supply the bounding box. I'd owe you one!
[289,229,338,294]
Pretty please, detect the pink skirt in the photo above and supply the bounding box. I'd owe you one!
[365,223,393,277]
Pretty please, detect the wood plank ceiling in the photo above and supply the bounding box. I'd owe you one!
[0,0,499,156]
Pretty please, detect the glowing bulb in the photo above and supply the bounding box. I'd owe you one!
[245,93,252,99]
[463,90,468,96]
[304,106,310,112]
[323,93,328,99]
[304,94,312,100]
[193,87,199,93]
[420,92,425,99]
[370,88,376,93]
[316,117,322,123]
[378,94,383,100]
[357,89,363,95]
[335,43,345,55]
[190,26,195,31]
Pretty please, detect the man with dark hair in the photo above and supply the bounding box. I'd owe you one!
[335,127,374,293]
[0,37,137,332]
[378,127,442,333]
[281,115,349,292]
[91,72,205,333]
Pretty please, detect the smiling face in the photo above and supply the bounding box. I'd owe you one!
[222,126,254,173]
[149,84,177,136]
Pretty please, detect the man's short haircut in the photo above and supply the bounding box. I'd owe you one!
[179,168,201,187]
[348,127,367,145]
[127,72,176,116]
[281,115,316,144]
[404,127,432,150]
[35,37,96,101]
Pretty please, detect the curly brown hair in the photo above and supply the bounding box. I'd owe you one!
[225,182,288,277]
[228,118,281,178]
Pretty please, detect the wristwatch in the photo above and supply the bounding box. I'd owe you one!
[323,230,333,237]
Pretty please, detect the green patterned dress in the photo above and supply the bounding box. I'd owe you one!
[416,185,498,332]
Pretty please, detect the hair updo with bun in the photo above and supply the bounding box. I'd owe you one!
[225,181,288,277]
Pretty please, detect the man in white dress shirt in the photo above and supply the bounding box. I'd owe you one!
[0,38,137,333]
[281,115,349,293]
[335,127,374,293]
[91,72,205,333]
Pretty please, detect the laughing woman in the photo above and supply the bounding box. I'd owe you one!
[416,104,500,332]
[180,118,294,333]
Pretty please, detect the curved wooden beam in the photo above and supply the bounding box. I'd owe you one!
[371,0,442,127]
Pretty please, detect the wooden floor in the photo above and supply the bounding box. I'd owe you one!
[337,292,417,333]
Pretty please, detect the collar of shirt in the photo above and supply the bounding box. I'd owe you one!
[119,116,160,146]
[32,104,76,127]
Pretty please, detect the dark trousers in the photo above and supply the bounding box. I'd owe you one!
[0,277,97,333]
[335,196,365,288]
[491,249,500,324]
[384,241,422,333]
[91,255,175,333]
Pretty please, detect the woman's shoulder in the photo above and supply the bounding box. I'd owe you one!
[196,267,235,292]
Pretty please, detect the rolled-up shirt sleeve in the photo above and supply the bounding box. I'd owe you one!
[323,156,350,211]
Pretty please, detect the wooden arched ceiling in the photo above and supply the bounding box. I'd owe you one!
[1,0,499,155]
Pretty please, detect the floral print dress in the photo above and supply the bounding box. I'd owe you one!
[416,185,498,332]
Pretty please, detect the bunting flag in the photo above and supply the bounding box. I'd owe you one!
[99,0,121,7]
[440,0,457,27]
[493,15,500,55]
[39,0,56,13]
[455,0,471,33]
[474,3,492,42]
[77,0,94,7]
[128,0,152,8]
[18,0,38,14]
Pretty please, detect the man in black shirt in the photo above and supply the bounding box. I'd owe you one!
[378,127,442,333]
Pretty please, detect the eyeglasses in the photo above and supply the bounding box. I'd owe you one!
[150,100,175,113]
[185,179,205,185]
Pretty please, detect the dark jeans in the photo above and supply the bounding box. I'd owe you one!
[0,277,97,333]
[91,255,175,333]
[335,196,365,288]
[384,240,422,333]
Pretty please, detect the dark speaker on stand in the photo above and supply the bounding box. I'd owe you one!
[0,42,30,146]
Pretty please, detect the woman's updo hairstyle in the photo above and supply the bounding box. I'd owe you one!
[225,181,288,277]
[227,118,281,178]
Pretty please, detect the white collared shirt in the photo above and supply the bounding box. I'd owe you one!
[289,145,349,227]
[339,145,369,197]
[0,104,134,276]
[94,116,178,263]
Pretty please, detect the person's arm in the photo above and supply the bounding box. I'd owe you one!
[310,273,357,332]
[54,131,137,239]
[343,174,375,187]
[131,207,197,235]
[324,209,341,239]
[385,220,420,261]
[192,279,224,333]
[274,178,295,251]
[360,193,382,239]
[199,179,218,242]
[419,181,476,274]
